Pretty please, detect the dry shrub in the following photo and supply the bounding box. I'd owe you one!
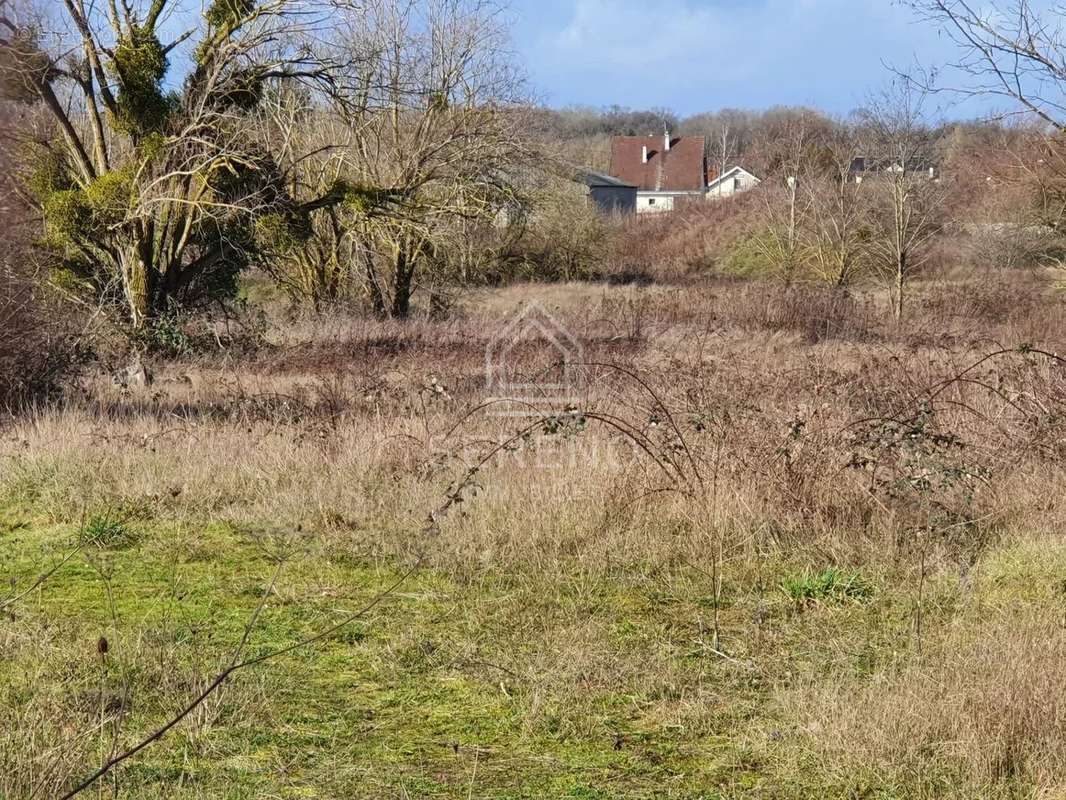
[0,190,79,410]
[487,178,614,285]
[966,223,1066,272]
[610,191,762,282]
[788,611,1066,796]
[916,277,1041,324]
[506,189,613,283]
[909,276,1066,345]
[711,282,877,343]
[953,163,1066,272]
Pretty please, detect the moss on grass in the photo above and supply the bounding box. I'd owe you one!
[1,471,1063,798]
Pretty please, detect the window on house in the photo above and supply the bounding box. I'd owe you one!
[648,198,656,205]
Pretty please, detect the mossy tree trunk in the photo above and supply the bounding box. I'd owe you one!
[3,0,350,332]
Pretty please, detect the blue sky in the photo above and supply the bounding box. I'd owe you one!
[510,0,987,117]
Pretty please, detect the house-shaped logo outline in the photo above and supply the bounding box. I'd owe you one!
[485,301,584,402]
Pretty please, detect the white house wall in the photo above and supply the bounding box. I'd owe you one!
[707,170,760,200]
[636,192,706,213]
[636,193,675,213]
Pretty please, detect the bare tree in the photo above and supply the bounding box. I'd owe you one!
[0,122,77,406]
[905,0,1066,129]
[857,81,947,320]
[750,114,825,283]
[905,2,1066,277]
[747,106,836,178]
[330,0,534,318]
[707,120,738,197]
[253,86,365,308]
[800,126,874,287]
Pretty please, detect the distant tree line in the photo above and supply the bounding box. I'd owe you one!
[2,0,1066,346]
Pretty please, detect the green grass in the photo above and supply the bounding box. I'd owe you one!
[79,513,139,548]
[781,567,875,606]
[1,509,747,797]
[1,485,1061,798]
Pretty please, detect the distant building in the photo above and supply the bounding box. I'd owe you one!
[577,171,638,215]
[609,132,707,213]
[850,156,939,183]
[705,166,761,199]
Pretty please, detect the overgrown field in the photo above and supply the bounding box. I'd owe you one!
[5,277,1066,799]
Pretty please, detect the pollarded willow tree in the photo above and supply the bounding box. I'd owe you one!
[0,0,354,328]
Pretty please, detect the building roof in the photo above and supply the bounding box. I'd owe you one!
[609,135,707,192]
[577,170,638,189]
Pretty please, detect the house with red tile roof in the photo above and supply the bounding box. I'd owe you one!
[609,132,707,213]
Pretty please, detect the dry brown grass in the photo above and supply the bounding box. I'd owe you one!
[773,586,1066,798]
[4,275,1066,797]
[10,277,1066,568]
